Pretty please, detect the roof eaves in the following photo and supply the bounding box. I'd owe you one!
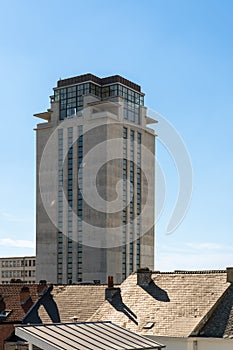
[16,325,61,350]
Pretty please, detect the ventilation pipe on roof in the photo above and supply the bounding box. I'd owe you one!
[70,316,78,323]
[105,276,120,301]
[137,267,152,286]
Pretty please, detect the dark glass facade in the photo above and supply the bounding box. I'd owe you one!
[54,82,144,123]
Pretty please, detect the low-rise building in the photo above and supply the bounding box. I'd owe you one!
[0,283,39,350]
[0,256,36,284]
[38,284,107,323]
[89,268,233,350]
[2,268,233,350]
[0,282,107,350]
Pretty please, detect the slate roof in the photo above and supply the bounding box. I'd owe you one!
[38,285,107,323]
[2,271,233,339]
[194,284,233,339]
[0,284,39,323]
[89,270,231,338]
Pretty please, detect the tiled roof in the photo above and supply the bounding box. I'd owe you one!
[0,283,106,324]
[38,285,107,323]
[0,284,38,322]
[89,271,230,337]
[2,271,231,339]
[194,284,233,338]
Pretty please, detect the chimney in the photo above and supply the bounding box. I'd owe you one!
[105,276,121,301]
[37,280,48,296]
[20,286,33,313]
[108,276,114,288]
[227,267,233,283]
[137,267,152,286]
[0,294,5,313]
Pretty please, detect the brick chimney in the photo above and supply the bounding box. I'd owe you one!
[105,276,120,301]
[20,286,33,313]
[227,267,233,283]
[137,267,152,286]
[0,294,5,313]
[37,280,48,296]
[108,276,114,288]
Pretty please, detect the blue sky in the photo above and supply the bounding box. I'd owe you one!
[0,0,232,270]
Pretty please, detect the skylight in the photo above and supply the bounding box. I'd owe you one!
[0,310,12,319]
[143,322,155,329]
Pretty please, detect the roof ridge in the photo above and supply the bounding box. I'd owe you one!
[150,270,227,275]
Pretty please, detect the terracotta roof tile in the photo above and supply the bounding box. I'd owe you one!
[0,284,38,323]
[0,283,106,324]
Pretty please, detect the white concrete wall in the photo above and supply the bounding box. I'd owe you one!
[148,336,233,350]
[195,338,233,350]
[151,336,188,350]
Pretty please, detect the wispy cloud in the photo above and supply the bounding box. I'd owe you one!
[185,242,233,251]
[0,238,35,248]
[156,241,233,271]
[0,211,32,223]
[160,242,233,253]
[156,251,233,271]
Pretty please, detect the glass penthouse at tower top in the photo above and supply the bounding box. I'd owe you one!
[52,73,145,123]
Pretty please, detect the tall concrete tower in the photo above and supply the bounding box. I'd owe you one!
[35,74,156,284]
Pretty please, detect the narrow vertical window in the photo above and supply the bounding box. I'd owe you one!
[136,133,141,269]
[67,127,73,283]
[57,129,63,283]
[122,127,127,280]
[77,125,83,282]
[129,130,134,273]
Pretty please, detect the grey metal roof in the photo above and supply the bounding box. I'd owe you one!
[15,321,165,350]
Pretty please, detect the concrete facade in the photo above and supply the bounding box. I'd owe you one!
[35,74,156,284]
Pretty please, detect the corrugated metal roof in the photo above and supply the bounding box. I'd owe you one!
[15,321,165,350]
